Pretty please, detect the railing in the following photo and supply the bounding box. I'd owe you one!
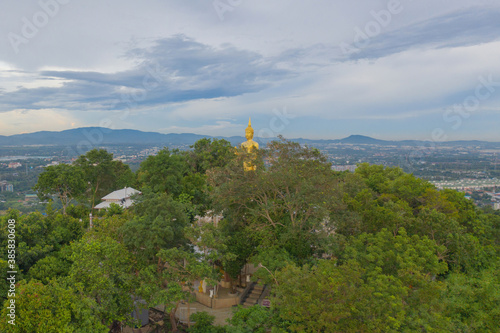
[239,281,255,305]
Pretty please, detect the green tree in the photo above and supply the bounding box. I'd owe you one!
[120,192,212,331]
[137,148,189,196]
[444,265,500,332]
[0,279,108,333]
[68,235,136,328]
[188,138,236,174]
[343,229,448,282]
[338,163,497,276]
[105,202,124,217]
[185,218,251,292]
[209,139,342,264]
[225,305,273,333]
[33,164,86,214]
[26,247,72,284]
[123,193,190,264]
[342,229,451,331]
[0,211,84,273]
[137,248,217,332]
[273,260,407,332]
[354,163,432,207]
[0,259,23,305]
[137,147,211,215]
[189,311,224,333]
[74,149,135,208]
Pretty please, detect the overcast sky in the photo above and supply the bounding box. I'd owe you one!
[1,0,500,140]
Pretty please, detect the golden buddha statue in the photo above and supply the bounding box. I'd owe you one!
[240,118,259,171]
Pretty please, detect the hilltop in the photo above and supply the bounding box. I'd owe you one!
[1,127,499,147]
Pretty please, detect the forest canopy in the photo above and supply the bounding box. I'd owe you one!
[1,138,499,332]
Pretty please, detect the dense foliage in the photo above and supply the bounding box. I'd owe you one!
[0,138,498,332]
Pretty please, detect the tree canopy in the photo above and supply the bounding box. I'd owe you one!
[8,138,500,332]
[33,164,86,214]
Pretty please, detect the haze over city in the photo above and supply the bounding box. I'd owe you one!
[1,0,500,140]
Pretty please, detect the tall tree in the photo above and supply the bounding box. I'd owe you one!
[68,234,136,328]
[137,248,217,332]
[73,149,135,208]
[208,139,342,264]
[188,138,236,174]
[33,164,86,214]
[137,148,188,196]
[137,148,210,215]
[121,193,191,330]
[122,193,190,263]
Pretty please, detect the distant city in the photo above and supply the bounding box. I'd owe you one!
[1,127,499,213]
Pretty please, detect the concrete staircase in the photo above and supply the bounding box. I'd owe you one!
[241,282,265,307]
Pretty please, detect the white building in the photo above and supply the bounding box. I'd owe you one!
[94,187,140,210]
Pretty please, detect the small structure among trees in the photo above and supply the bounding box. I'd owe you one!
[94,187,140,210]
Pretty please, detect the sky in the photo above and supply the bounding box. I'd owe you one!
[1,0,500,141]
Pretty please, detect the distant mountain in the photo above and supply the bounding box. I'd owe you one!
[0,127,245,147]
[339,135,387,144]
[0,127,498,148]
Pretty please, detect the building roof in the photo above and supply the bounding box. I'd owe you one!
[94,198,136,210]
[94,187,141,210]
[101,187,140,201]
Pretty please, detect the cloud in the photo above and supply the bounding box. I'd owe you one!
[0,109,77,135]
[0,35,293,112]
[349,7,500,60]
[1,1,500,140]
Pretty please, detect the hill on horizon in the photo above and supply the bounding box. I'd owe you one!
[0,127,499,147]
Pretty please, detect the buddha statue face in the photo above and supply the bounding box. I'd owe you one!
[245,127,254,140]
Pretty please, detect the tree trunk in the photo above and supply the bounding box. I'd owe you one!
[169,301,180,332]
[187,301,191,328]
[62,193,68,215]
[169,309,178,332]
[92,181,99,212]
[157,257,162,274]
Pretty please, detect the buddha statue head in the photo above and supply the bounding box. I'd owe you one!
[245,118,254,141]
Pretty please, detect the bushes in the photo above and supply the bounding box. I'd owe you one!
[188,311,224,333]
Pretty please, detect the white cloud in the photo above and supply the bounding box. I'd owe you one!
[0,109,78,135]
